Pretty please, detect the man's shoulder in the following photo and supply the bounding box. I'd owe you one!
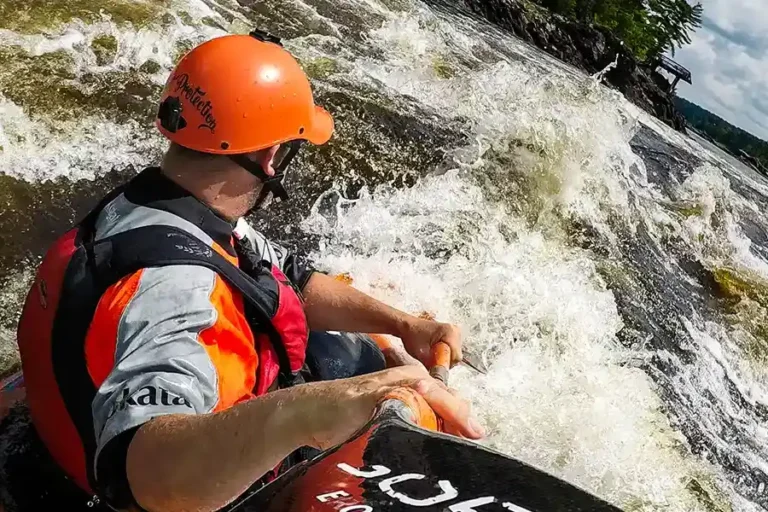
[94,193,220,249]
[99,265,220,318]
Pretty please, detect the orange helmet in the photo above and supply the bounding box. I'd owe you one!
[156,30,333,155]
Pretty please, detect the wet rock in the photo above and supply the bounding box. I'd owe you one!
[302,57,341,80]
[0,45,162,126]
[138,59,162,75]
[91,34,118,66]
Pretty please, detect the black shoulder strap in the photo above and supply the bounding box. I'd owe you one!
[87,224,296,381]
[76,183,130,245]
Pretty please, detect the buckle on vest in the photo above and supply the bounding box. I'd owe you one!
[278,370,305,389]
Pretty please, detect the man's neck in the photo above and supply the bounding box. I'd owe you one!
[159,166,243,222]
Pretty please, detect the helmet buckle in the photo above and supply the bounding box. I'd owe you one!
[157,96,187,133]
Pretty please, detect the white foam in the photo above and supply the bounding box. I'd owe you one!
[303,170,721,510]
[352,10,651,247]
[0,3,232,183]
[294,3,768,508]
[0,95,163,182]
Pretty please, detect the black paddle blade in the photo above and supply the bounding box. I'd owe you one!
[462,353,488,374]
[231,403,623,512]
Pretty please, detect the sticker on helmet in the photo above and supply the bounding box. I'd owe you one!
[172,72,218,133]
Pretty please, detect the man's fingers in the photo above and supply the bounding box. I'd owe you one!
[411,379,484,439]
[439,325,463,365]
[423,379,458,396]
[435,386,467,437]
[366,369,484,441]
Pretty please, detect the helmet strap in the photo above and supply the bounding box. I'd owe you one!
[229,141,303,210]
[229,154,289,204]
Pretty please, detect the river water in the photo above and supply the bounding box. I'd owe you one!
[1,0,767,510]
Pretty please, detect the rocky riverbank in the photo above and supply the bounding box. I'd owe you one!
[435,0,687,132]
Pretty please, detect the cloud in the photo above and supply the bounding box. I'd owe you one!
[672,0,768,140]
[700,0,768,39]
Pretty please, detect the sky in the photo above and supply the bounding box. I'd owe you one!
[672,0,768,141]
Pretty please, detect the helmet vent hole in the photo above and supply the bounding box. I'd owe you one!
[299,127,305,135]
[221,142,230,150]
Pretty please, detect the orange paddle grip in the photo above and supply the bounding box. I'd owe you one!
[429,341,451,385]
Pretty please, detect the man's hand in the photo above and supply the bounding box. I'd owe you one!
[302,365,484,450]
[372,334,425,369]
[302,272,464,368]
[398,317,463,368]
[126,366,483,512]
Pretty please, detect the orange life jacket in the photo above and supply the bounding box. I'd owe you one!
[17,177,310,496]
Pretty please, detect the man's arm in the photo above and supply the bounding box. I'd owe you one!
[90,265,224,509]
[90,263,316,512]
[302,271,410,335]
[126,366,485,512]
[234,225,434,361]
[92,243,480,512]
[301,272,463,365]
[125,385,306,512]
[239,222,463,365]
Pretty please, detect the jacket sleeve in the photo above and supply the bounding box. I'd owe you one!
[90,265,222,507]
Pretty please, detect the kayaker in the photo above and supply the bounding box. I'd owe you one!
[13,30,484,512]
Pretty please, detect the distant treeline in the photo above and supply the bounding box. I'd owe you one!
[675,96,768,170]
[531,0,703,62]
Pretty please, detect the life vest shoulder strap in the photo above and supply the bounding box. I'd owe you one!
[76,184,129,245]
[86,224,296,380]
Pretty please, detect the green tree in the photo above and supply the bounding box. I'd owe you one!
[574,0,599,21]
[530,0,703,62]
[675,96,768,171]
[646,0,703,56]
[592,0,656,59]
